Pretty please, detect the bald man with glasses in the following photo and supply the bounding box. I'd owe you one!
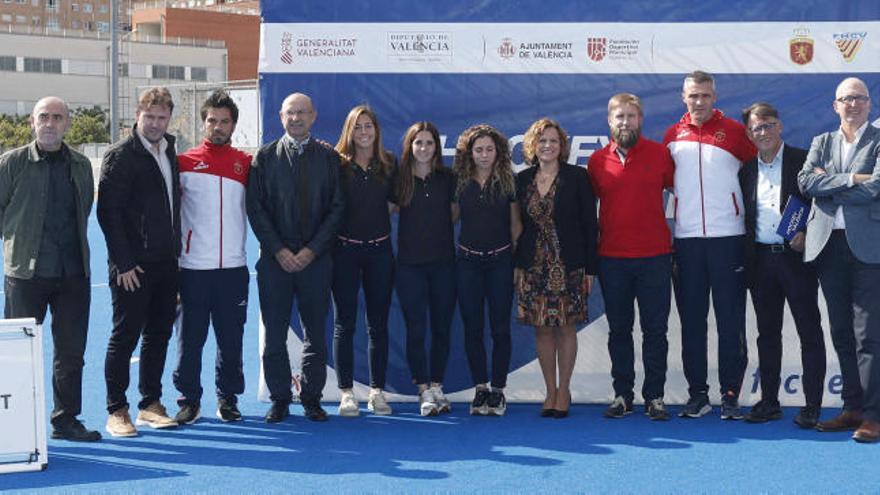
[798,77,880,443]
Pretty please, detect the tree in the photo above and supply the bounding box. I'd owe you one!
[67,106,110,146]
[0,115,32,152]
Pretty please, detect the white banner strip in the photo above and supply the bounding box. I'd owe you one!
[260,22,880,74]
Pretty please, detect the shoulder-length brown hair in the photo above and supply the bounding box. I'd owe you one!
[452,123,514,200]
[334,104,394,178]
[522,118,569,166]
[397,121,443,207]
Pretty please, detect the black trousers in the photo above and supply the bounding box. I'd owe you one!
[331,239,394,390]
[4,275,90,425]
[173,267,248,406]
[105,260,179,414]
[750,245,825,406]
[815,231,880,421]
[257,253,332,404]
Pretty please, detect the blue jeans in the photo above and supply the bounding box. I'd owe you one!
[598,255,671,401]
[396,259,456,385]
[674,236,747,398]
[331,238,394,389]
[456,249,513,388]
[173,267,248,406]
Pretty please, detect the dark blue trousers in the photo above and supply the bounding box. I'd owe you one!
[331,239,394,389]
[674,236,747,398]
[257,253,332,404]
[173,267,249,406]
[598,254,672,402]
[396,259,456,385]
[750,245,825,406]
[456,250,513,389]
[815,231,880,421]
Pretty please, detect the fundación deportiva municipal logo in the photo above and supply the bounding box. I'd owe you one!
[587,37,607,62]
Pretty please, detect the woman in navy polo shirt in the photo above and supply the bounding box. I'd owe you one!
[332,105,396,417]
[452,124,522,416]
[393,121,458,417]
[515,118,598,418]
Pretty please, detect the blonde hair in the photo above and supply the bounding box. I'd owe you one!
[137,87,174,113]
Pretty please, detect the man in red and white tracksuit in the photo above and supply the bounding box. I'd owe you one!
[663,71,756,420]
[172,90,252,424]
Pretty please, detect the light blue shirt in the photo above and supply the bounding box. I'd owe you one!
[755,143,784,244]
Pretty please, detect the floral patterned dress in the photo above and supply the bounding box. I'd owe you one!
[516,177,588,327]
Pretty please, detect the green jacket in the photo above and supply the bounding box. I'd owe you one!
[0,141,94,279]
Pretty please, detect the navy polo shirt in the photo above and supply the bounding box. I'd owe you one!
[456,179,514,252]
[394,168,455,264]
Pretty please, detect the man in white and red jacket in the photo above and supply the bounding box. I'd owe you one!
[173,90,252,425]
[663,71,756,420]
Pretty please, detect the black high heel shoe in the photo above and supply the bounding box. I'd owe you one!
[553,391,571,419]
[540,408,556,418]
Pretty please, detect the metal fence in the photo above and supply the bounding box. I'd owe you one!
[133,79,259,154]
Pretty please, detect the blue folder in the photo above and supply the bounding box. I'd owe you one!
[776,195,810,241]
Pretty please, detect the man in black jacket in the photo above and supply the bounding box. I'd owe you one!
[98,87,181,437]
[247,92,344,423]
[738,102,825,428]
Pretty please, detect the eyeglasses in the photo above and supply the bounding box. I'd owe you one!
[836,95,870,104]
[284,109,313,117]
[749,122,778,134]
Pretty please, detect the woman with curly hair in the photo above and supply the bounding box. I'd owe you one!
[331,105,396,417]
[393,121,458,416]
[452,124,522,416]
[514,118,598,418]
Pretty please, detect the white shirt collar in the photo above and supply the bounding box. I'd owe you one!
[137,127,167,155]
[839,121,869,144]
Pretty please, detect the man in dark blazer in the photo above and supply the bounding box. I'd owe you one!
[799,77,880,443]
[738,102,825,428]
[247,92,344,423]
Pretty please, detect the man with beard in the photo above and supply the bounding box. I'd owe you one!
[0,96,99,441]
[799,77,880,442]
[172,90,252,425]
[99,87,181,437]
[587,93,675,420]
[738,102,825,428]
[664,71,756,420]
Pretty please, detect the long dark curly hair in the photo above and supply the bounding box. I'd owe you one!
[452,123,514,201]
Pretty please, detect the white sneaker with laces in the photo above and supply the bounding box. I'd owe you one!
[419,388,439,417]
[338,390,360,417]
[431,385,451,413]
[367,388,392,415]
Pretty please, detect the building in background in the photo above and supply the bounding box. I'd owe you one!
[0,0,136,33]
[131,0,258,80]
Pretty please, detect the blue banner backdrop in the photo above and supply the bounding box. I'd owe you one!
[258,0,880,401]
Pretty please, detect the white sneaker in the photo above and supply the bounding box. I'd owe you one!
[367,388,392,416]
[431,385,451,413]
[419,388,439,417]
[338,390,360,417]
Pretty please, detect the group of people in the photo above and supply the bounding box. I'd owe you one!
[0,70,877,445]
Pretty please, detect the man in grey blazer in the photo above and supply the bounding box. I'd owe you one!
[798,77,880,443]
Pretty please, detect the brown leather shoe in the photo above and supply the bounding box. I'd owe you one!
[816,409,863,432]
[853,420,880,443]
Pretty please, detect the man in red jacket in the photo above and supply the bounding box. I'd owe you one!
[173,90,252,425]
[588,93,675,421]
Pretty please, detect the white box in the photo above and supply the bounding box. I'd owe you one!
[0,318,48,474]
